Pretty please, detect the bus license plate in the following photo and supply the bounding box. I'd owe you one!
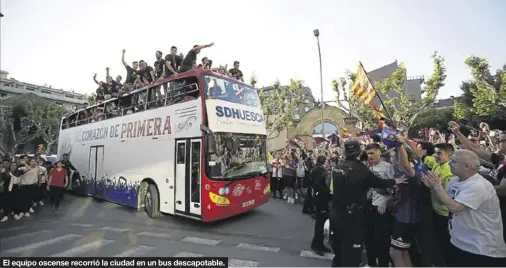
[242,200,255,207]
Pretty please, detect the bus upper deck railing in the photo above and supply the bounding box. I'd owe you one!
[63,80,200,129]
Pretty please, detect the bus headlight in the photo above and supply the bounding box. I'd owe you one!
[209,192,230,205]
[263,184,270,194]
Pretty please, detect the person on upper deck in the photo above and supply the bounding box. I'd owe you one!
[180,43,214,73]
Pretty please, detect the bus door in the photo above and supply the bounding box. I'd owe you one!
[175,139,202,217]
[88,145,105,198]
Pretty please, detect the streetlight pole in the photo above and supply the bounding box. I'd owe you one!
[313,29,324,137]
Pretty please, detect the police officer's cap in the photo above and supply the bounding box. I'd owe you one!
[343,140,362,156]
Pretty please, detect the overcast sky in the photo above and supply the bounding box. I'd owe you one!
[1,0,505,101]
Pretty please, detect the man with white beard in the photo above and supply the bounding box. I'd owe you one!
[422,149,506,266]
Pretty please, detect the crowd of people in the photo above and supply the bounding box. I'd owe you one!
[0,153,75,222]
[92,43,245,103]
[270,120,506,267]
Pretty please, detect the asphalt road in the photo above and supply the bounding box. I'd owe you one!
[0,195,333,267]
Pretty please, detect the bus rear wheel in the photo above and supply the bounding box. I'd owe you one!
[145,184,160,218]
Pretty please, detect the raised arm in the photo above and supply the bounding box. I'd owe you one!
[449,121,493,162]
[93,74,100,85]
[192,42,214,52]
[122,49,128,67]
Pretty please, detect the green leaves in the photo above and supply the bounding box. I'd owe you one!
[258,79,304,137]
[332,52,446,131]
[455,56,506,121]
[84,93,97,105]
[0,98,67,155]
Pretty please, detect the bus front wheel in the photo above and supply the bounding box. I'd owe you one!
[145,184,161,218]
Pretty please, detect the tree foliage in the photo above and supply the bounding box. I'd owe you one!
[258,79,304,138]
[332,72,377,128]
[84,93,97,105]
[334,52,447,131]
[0,98,67,156]
[29,103,68,154]
[409,108,454,136]
[453,56,506,122]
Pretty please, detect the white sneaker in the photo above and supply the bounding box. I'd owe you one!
[29,208,35,213]
[33,202,37,207]
[39,201,44,206]
[14,214,21,220]
[24,213,30,217]
[0,216,7,222]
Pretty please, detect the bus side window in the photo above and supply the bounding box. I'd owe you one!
[177,143,185,164]
[62,118,68,129]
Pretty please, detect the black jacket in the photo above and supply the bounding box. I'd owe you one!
[311,165,330,210]
[332,159,395,211]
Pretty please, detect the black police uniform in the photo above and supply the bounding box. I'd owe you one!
[302,156,315,215]
[310,157,331,253]
[329,141,396,267]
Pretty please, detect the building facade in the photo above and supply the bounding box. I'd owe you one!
[0,70,86,110]
[366,61,425,107]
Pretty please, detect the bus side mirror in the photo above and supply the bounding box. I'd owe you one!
[207,135,217,155]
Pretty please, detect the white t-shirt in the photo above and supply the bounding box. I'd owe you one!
[20,166,39,185]
[446,173,506,258]
[370,161,395,207]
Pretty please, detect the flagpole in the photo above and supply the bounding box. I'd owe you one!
[359,61,396,127]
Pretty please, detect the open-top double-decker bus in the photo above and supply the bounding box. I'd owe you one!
[57,69,271,222]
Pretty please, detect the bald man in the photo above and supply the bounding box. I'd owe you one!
[422,149,506,266]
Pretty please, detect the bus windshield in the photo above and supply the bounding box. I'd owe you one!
[203,74,261,107]
[207,133,268,180]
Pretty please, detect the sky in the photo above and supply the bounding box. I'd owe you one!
[1,0,505,102]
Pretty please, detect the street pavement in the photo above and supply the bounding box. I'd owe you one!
[0,195,333,267]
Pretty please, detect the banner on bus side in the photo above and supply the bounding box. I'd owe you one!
[206,99,267,135]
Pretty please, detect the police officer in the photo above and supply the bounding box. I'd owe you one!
[329,140,406,267]
[310,155,331,255]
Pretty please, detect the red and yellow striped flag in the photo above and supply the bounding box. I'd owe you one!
[369,103,385,118]
[351,62,376,105]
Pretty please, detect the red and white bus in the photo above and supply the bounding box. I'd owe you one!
[57,69,271,222]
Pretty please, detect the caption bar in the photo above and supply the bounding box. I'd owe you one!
[0,257,228,268]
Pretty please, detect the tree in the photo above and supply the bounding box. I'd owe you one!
[453,57,506,123]
[332,73,378,128]
[334,52,447,131]
[258,79,304,138]
[29,103,68,154]
[0,94,67,156]
[0,104,38,156]
[84,93,97,105]
[409,108,454,136]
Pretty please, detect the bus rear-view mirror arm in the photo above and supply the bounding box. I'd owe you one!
[200,125,213,135]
